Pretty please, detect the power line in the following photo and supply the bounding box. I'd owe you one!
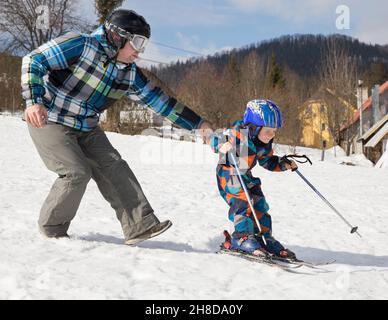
[150,41,205,57]
[137,57,169,65]
[138,41,208,66]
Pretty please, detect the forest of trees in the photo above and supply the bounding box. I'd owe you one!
[152,34,388,145]
[154,34,388,87]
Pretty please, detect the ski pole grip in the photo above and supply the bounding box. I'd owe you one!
[281,154,312,171]
[281,155,292,165]
[281,155,297,171]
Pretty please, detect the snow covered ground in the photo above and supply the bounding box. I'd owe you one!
[1,115,388,300]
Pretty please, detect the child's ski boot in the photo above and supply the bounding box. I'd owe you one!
[262,235,297,260]
[222,230,267,256]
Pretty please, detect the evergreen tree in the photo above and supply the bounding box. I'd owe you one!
[363,61,388,91]
[95,0,124,23]
[267,53,286,89]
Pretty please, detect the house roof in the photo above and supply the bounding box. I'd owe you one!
[365,121,388,148]
[359,113,388,142]
[340,81,388,131]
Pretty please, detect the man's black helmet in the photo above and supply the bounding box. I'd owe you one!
[104,9,151,50]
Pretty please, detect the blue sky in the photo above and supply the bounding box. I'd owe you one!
[80,0,387,66]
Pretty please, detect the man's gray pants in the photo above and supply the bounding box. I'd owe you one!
[28,122,160,241]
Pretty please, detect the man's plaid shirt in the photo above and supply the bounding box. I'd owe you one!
[21,26,204,132]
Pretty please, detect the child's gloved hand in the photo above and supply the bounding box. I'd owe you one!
[219,142,233,154]
[285,160,298,171]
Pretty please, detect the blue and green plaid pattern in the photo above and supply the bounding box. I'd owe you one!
[21,26,204,132]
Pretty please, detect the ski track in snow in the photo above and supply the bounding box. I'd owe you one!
[1,115,388,299]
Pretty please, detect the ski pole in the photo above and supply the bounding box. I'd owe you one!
[294,169,361,237]
[282,155,361,237]
[228,152,267,246]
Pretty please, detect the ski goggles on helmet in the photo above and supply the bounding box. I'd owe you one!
[127,34,148,53]
[105,22,149,53]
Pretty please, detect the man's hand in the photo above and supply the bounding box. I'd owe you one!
[219,142,233,154]
[25,104,48,128]
[285,160,298,171]
[198,121,214,145]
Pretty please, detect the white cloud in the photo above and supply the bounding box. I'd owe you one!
[77,0,387,52]
[77,0,230,28]
[175,32,232,56]
[137,41,187,68]
[227,0,388,44]
[354,5,388,45]
[227,0,339,23]
[138,33,233,68]
[121,0,229,27]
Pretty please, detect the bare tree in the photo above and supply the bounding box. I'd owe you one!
[219,54,245,125]
[0,0,91,54]
[0,53,23,113]
[320,36,358,154]
[277,68,307,148]
[175,60,225,127]
[115,99,155,135]
[101,67,179,133]
[240,51,266,101]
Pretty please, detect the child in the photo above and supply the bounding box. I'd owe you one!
[211,99,298,258]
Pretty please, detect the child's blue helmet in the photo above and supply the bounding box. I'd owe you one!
[243,99,283,128]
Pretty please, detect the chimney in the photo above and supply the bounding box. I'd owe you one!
[356,80,369,109]
[361,87,369,105]
[357,80,370,136]
[372,84,381,125]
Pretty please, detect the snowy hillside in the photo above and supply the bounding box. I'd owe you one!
[1,115,388,300]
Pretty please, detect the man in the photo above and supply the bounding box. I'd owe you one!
[21,9,213,245]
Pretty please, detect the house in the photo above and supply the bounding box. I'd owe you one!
[300,99,335,149]
[339,81,388,164]
[299,89,356,149]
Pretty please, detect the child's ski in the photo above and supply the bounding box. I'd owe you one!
[217,248,303,272]
[218,230,335,271]
[269,256,336,269]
